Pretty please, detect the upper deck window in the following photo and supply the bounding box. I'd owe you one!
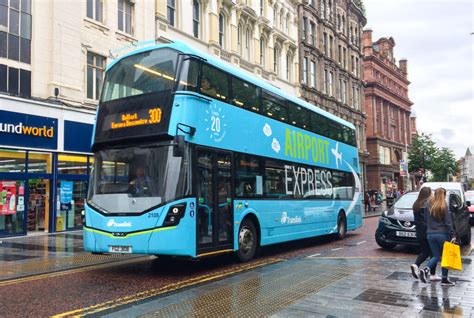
[101,48,178,102]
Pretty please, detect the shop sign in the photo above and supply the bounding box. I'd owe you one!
[1,181,17,215]
[60,181,73,204]
[0,110,58,150]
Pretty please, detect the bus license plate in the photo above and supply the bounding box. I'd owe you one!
[109,245,132,253]
[396,231,416,238]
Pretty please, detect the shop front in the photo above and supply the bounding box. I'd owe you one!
[0,96,94,237]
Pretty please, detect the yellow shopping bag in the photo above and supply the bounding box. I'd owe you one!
[441,241,462,271]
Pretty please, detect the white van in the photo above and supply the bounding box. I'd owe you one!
[420,182,465,202]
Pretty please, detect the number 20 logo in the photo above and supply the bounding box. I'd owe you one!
[211,116,221,133]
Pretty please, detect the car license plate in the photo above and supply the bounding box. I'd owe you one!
[108,245,132,253]
[396,231,416,238]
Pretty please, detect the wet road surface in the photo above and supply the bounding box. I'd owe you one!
[0,217,472,317]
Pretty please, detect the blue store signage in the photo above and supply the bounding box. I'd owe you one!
[0,110,58,150]
[60,181,73,204]
[64,120,93,153]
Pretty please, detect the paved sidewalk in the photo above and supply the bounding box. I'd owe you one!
[0,231,142,280]
[104,254,473,317]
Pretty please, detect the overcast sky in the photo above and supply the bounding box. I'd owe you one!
[363,0,473,159]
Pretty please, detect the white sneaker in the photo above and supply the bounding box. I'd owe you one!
[410,264,419,279]
[430,275,442,281]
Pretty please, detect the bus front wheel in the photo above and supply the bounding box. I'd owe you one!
[237,219,257,262]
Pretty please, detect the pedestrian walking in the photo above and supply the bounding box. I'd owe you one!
[410,187,440,280]
[364,192,371,212]
[419,188,456,286]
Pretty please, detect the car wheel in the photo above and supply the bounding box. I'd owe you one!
[334,213,347,240]
[460,229,471,246]
[375,233,396,250]
[237,218,258,262]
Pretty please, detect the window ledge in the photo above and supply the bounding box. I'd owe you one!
[115,30,137,43]
[84,18,110,34]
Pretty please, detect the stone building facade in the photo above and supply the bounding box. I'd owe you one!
[297,0,368,191]
[156,0,299,96]
[0,0,156,237]
[362,30,413,194]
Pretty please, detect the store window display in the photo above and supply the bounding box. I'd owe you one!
[0,180,25,235]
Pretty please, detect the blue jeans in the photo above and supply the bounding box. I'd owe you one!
[427,233,450,278]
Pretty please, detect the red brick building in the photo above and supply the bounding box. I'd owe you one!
[362,30,413,195]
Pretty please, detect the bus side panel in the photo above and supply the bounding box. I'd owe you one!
[234,199,361,247]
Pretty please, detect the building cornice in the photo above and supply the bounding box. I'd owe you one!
[364,55,409,85]
[364,83,413,108]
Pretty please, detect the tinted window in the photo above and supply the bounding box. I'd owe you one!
[332,171,354,200]
[19,36,30,63]
[177,58,199,92]
[101,48,179,102]
[262,92,288,122]
[231,77,260,112]
[200,64,229,101]
[0,64,6,92]
[264,159,288,198]
[19,69,30,97]
[8,66,18,94]
[8,33,19,60]
[311,112,329,137]
[0,32,6,58]
[289,103,311,130]
[235,154,263,198]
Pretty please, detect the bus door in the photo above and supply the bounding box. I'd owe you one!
[196,149,233,254]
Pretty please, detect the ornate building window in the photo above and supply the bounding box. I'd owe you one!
[259,36,266,67]
[167,0,175,26]
[310,61,316,88]
[329,71,333,96]
[219,13,225,47]
[302,57,308,84]
[87,0,103,22]
[118,0,134,35]
[193,0,200,38]
[310,22,316,46]
[245,27,251,60]
[302,17,307,41]
[86,52,105,100]
[323,69,327,94]
[273,46,280,75]
[286,53,292,81]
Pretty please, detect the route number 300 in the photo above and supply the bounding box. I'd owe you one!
[149,108,162,124]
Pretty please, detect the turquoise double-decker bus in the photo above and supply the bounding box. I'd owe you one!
[84,41,362,262]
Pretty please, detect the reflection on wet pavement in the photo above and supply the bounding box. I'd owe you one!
[0,231,140,280]
[103,256,473,318]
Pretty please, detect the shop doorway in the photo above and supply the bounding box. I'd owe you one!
[56,180,87,231]
[28,179,50,233]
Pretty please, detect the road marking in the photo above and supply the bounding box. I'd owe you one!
[51,258,284,318]
[0,256,153,287]
[331,247,343,251]
[307,253,321,258]
[356,240,367,245]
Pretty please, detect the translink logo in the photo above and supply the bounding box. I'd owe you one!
[0,122,54,138]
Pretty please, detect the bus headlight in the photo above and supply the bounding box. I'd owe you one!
[163,204,186,227]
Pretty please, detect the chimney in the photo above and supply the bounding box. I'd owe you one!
[399,58,408,76]
[363,28,373,57]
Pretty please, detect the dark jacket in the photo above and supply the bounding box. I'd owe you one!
[425,205,454,236]
[413,203,428,239]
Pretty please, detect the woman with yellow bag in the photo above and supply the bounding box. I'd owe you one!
[419,188,457,286]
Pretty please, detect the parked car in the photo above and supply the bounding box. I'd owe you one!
[375,190,471,250]
[465,190,474,223]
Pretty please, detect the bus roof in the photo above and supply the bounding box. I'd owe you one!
[106,41,355,130]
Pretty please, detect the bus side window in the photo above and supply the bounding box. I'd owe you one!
[200,64,229,101]
[262,92,288,123]
[231,77,261,112]
[289,103,311,130]
[177,58,199,91]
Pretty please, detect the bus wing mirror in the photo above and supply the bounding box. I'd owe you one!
[173,135,185,157]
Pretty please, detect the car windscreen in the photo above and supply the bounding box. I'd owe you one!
[394,193,418,209]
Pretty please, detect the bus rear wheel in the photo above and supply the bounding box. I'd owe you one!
[334,213,347,240]
[237,219,257,262]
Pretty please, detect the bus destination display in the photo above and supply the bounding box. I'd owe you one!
[110,107,162,130]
